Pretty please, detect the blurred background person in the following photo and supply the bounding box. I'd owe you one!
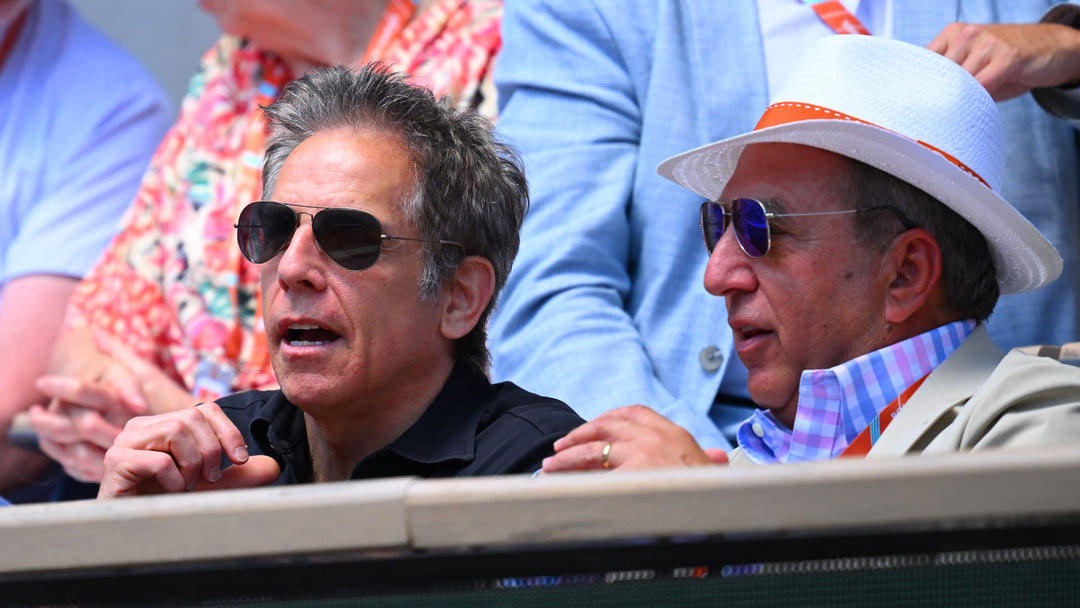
[0,0,171,502]
[488,0,1080,453]
[21,0,503,500]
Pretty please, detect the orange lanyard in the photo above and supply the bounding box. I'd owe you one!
[840,373,929,457]
[361,0,417,63]
[800,0,870,35]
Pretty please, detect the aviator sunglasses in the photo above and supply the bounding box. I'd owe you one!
[700,198,906,258]
[235,201,465,271]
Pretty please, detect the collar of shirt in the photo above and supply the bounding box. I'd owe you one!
[247,362,495,482]
[737,319,976,464]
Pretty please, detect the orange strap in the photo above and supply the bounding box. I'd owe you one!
[361,0,417,64]
[840,374,929,457]
[801,0,870,35]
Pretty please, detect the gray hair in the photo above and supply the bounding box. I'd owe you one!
[844,158,999,322]
[260,64,528,372]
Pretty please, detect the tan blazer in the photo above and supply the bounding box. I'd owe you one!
[731,326,1080,466]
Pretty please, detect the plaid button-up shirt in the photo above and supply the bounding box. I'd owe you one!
[737,320,977,464]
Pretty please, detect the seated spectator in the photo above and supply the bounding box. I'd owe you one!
[489,0,1080,454]
[97,65,583,498]
[24,0,503,494]
[542,35,1080,472]
[0,0,171,500]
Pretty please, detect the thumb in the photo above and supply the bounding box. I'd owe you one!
[197,455,281,491]
[704,448,730,465]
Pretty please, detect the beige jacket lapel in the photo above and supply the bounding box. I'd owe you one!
[867,325,1004,458]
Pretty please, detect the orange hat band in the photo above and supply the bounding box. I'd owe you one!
[754,102,991,190]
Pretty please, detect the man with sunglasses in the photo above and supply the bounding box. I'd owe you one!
[95,65,583,498]
[541,35,1080,473]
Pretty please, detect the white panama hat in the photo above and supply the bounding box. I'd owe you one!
[657,35,1061,295]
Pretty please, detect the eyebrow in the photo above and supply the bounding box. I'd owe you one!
[757,197,789,214]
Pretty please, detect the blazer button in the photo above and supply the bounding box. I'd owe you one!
[699,345,724,372]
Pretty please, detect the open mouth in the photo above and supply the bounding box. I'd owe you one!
[284,324,341,347]
[738,326,767,339]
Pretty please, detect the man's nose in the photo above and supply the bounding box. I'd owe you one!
[275,217,329,291]
[703,226,758,297]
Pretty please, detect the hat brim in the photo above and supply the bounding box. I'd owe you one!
[657,120,1062,295]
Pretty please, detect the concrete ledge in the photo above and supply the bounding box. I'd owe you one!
[0,477,411,574]
[1,446,1078,575]
[405,446,1080,548]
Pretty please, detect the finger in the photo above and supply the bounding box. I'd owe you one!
[36,376,124,412]
[115,411,220,491]
[953,41,996,82]
[704,449,730,465]
[36,435,77,474]
[599,404,668,426]
[552,420,606,452]
[973,58,1017,101]
[93,330,151,413]
[927,22,977,61]
[553,415,648,453]
[197,402,250,466]
[542,440,611,473]
[27,403,82,445]
[925,25,955,56]
[99,446,188,498]
[195,455,280,491]
[70,442,108,483]
[69,408,124,450]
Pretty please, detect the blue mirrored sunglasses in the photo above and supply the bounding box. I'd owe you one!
[700,198,906,258]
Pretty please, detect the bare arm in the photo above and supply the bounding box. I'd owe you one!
[28,325,199,483]
[0,275,78,493]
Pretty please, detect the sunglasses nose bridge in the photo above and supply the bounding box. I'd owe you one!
[294,209,315,226]
[273,208,325,263]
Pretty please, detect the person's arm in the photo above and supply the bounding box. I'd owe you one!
[28,326,198,483]
[0,33,173,493]
[926,3,1080,123]
[488,0,731,448]
[97,403,279,499]
[23,40,225,485]
[0,275,77,492]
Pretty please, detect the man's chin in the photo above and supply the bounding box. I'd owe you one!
[746,374,795,413]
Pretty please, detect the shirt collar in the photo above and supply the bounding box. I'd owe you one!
[738,319,976,464]
[248,362,493,479]
[381,362,493,464]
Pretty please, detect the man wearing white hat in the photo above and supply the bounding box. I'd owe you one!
[541,35,1080,471]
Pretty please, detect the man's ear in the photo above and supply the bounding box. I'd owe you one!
[440,256,495,340]
[881,228,943,326]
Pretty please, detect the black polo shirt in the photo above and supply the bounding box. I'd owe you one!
[215,364,584,483]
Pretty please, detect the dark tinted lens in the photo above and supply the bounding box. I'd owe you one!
[700,202,727,254]
[236,202,297,264]
[732,198,770,257]
[312,207,383,270]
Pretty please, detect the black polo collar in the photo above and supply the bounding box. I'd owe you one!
[248,363,494,479]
